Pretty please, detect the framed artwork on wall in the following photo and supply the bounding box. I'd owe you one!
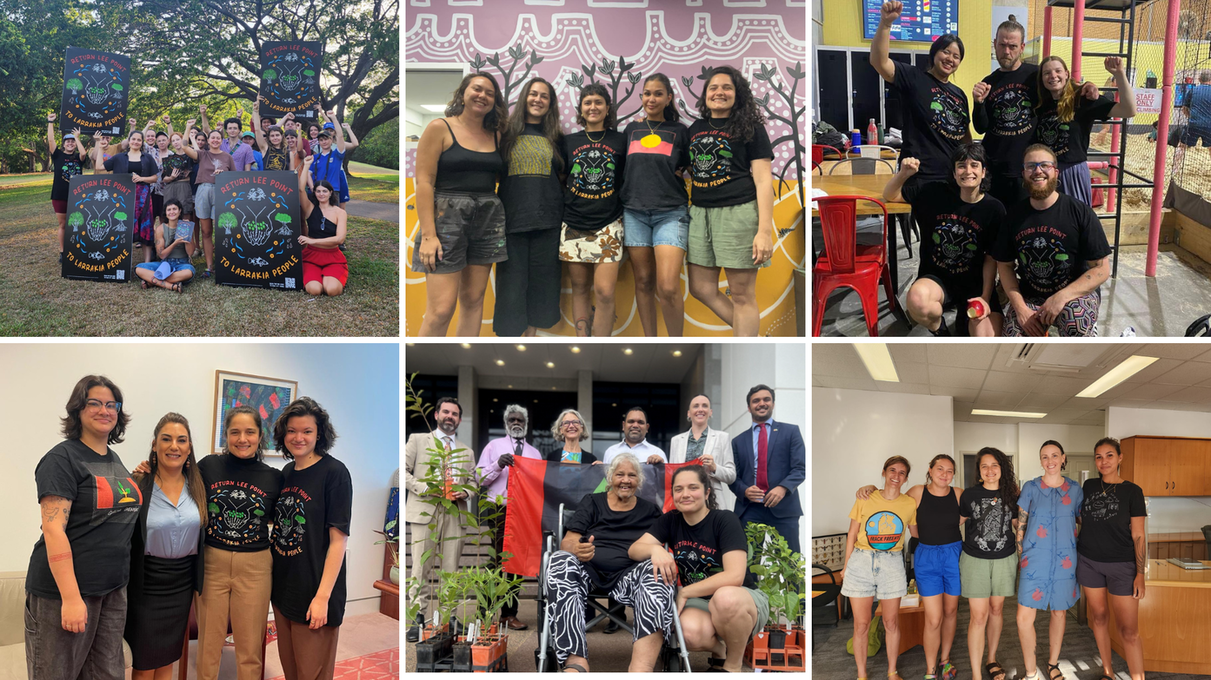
[211,370,298,455]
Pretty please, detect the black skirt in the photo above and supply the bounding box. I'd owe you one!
[125,554,196,670]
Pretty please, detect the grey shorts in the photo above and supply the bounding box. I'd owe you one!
[684,586,770,639]
[1076,553,1136,596]
[410,191,507,275]
[841,548,907,600]
[960,551,1018,599]
[195,183,217,220]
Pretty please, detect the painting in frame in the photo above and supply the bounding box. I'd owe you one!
[212,370,298,455]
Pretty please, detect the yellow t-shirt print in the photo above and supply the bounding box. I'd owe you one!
[850,493,917,552]
[508,135,553,176]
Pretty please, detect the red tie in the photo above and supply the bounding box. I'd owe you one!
[757,423,769,491]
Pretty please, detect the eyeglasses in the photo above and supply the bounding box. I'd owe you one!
[85,399,122,413]
[1025,161,1057,172]
[561,419,583,428]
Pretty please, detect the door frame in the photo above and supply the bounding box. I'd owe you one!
[813,45,927,131]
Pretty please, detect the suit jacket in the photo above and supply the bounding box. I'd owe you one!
[669,427,736,509]
[728,420,806,520]
[404,432,476,524]
[127,474,205,598]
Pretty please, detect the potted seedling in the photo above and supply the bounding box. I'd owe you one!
[745,523,807,672]
[373,519,399,584]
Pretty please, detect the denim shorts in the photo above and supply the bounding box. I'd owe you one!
[136,258,196,279]
[841,548,907,600]
[623,206,689,249]
[195,183,217,220]
[915,541,962,597]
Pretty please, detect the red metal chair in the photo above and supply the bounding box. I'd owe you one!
[812,195,902,337]
[811,144,842,174]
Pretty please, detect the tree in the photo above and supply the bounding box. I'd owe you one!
[68,211,83,229]
[66,77,82,94]
[217,211,237,233]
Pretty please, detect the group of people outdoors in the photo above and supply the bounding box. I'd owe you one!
[24,375,354,680]
[842,440,1147,680]
[47,100,356,296]
[411,65,778,337]
[404,385,806,672]
[869,2,1137,337]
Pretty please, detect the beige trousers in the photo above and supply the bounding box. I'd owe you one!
[407,511,465,618]
[197,546,273,680]
[272,605,340,680]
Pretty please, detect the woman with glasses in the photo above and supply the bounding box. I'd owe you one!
[25,376,143,680]
[548,409,597,465]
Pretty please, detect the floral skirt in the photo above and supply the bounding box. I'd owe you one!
[133,183,155,245]
[558,218,624,264]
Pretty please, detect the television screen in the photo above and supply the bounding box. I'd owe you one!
[863,0,958,42]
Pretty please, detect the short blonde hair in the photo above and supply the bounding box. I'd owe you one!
[551,408,590,442]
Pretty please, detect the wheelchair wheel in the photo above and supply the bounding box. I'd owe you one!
[1187,314,1211,337]
[661,647,683,672]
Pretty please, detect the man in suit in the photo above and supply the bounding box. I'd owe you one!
[728,384,806,554]
[404,397,477,641]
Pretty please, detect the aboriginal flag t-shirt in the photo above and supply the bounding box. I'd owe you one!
[561,130,627,230]
[913,182,1005,294]
[27,440,143,598]
[646,508,757,591]
[50,148,85,202]
[686,118,774,208]
[198,452,283,552]
[992,192,1112,301]
[849,492,917,553]
[272,454,353,627]
[893,65,970,182]
[1034,95,1116,164]
[975,64,1040,177]
[620,120,691,211]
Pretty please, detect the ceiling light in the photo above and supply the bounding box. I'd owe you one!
[624,348,633,355]
[672,350,682,357]
[612,403,617,407]
[971,409,1048,418]
[551,386,557,390]
[495,359,505,366]
[570,346,581,353]
[546,362,555,368]
[421,104,446,112]
[516,345,526,351]
[1076,355,1159,398]
[461,342,471,348]
[854,344,898,382]
[508,384,513,388]
[492,398,498,402]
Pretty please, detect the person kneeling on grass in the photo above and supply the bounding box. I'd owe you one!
[134,199,196,292]
[298,156,348,297]
[628,465,769,673]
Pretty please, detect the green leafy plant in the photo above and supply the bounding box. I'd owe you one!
[67,78,83,94]
[263,69,277,80]
[374,518,398,567]
[746,522,806,629]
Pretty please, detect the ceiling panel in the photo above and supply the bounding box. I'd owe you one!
[926,344,999,369]
[1153,361,1211,386]
[1140,343,1211,360]
[931,365,989,390]
[982,371,1043,394]
[811,345,869,378]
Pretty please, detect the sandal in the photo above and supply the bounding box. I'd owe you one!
[1046,663,1063,680]
[170,281,182,293]
[940,660,957,680]
[985,661,1007,680]
[141,280,150,290]
[562,663,588,673]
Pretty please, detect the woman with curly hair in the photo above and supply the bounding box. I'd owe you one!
[560,83,627,336]
[270,397,352,680]
[621,73,691,336]
[412,72,508,336]
[685,65,775,336]
[958,448,1020,680]
[493,77,565,337]
[105,129,161,264]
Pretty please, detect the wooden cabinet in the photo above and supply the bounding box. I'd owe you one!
[1120,436,1211,496]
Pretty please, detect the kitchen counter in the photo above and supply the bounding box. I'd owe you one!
[1097,560,1211,674]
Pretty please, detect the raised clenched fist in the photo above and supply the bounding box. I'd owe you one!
[973,81,991,104]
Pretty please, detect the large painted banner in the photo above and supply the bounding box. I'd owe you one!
[63,174,135,282]
[258,41,323,120]
[60,47,130,136]
[214,172,302,290]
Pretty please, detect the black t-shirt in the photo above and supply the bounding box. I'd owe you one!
[272,455,354,627]
[687,118,774,208]
[565,492,663,589]
[498,123,565,233]
[893,65,970,182]
[913,182,1004,294]
[561,130,626,230]
[620,120,691,211]
[975,64,1040,177]
[50,148,85,201]
[1034,95,1117,164]
[26,440,143,598]
[104,152,159,178]
[1077,479,1146,564]
[646,509,757,591]
[959,485,1016,560]
[993,193,1112,300]
[198,453,284,552]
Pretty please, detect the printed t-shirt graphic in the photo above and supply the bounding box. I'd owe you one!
[645,509,757,590]
[685,120,772,207]
[849,492,917,552]
[993,192,1111,301]
[959,485,1015,558]
[208,484,272,545]
[510,134,555,175]
[977,64,1040,176]
[913,183,1004,295]
[892,65,970,182]
[198,453,283,551]
[569,143,617,196]
[273,488,308,554]
[628,128,676,156]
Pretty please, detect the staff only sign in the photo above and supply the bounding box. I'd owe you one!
[60,47,130,135]
[63,175,135,282]
[214,172,302,290]
[258,41,322,120]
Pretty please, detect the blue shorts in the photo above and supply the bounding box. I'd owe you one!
[915,541,962,597]
[623,206,689,249]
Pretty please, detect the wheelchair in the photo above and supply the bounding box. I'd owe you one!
[534,503,693,672]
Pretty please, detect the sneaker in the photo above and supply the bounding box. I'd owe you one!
[603,619,621,634]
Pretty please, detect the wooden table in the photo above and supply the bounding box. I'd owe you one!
[812,175,911,291]
[874,599,925,654]
[1097,559,1211,674]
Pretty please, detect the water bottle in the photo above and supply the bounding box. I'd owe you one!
[868,119,879,145]
[850,130,862,148]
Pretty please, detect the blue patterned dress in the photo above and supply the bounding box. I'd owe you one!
[1017,476,1083,610]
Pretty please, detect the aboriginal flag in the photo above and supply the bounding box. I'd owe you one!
[502,457,701,577]
[627,128,676,156]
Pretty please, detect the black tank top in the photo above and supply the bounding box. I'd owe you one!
[917,487,962,545]
[434,119,501,194]
[306,206,339,240]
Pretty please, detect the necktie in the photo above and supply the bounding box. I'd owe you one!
[514,438,524,457]
[442,436,454,499]
[757,423,769,492]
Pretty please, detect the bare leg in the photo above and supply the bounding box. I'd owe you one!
[305,280,323,295]
[970,312,1003,337]
[322,276,344,296]
[987,596,1006,666]
[592,262,620,337]
[882,597,902,677]
[1046,609,1066,668]
[418,271,461,336]
[1109,593,1145,680]
[1084,586,1114,677]
[454,264,493,336]
[850,596,873,679]
[628,247,658,336]
[967,598,990,679]
[628,631,663,672]
[907,278,946,332]
[523,326,538,337]
[708,586,758,673]
[56,211,67,253]
[568,262,593,336]
[940,593,960,672]
[563,654,589,673]
[724,268,759,336]
[1016,604,1038,677]
[687,263,734,327]
[654,245,686,336]
[152,665,173,680]
[199,218,214,270]
[923,593,944,675]
[132,669,154,680]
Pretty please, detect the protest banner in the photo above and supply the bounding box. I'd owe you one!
[214,171,303,290]
[258,41,323,120]
[63,174,135,282]
[60,47,130,135]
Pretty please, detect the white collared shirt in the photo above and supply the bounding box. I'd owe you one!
[602,438,667,465]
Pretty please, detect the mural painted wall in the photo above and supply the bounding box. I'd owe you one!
[405,0,808,336]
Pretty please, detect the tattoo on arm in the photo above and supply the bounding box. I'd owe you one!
[1017,508,1029,554]
[40,497,71,531]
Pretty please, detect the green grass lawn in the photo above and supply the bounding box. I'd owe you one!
[0,178,398,337]
[347,175,399,204]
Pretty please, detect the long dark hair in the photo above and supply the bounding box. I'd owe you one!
[643,73,680,123]
[1094,437,1122,477]
[314,180,339,206]
[695,65,765,143]
[576,82,616,131]
[501,77,564,173]
[929,34,966,68]
[445,72,507,133]
[671,465,718,511]
[136,412,208,527]
[223,405,266,461]
[273,397,338,459]
[976,446,1019,508]
[61,375,130,445]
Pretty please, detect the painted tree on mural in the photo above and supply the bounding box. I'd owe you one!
[469,47,543,111]
[566,55,643,120]
[755,60,806,208]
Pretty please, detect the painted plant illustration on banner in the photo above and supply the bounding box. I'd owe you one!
[405,2,807,336]
[259,41,323,119]
[214,172,302,290]
[60,47,130,136]
[63,174,134,282]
